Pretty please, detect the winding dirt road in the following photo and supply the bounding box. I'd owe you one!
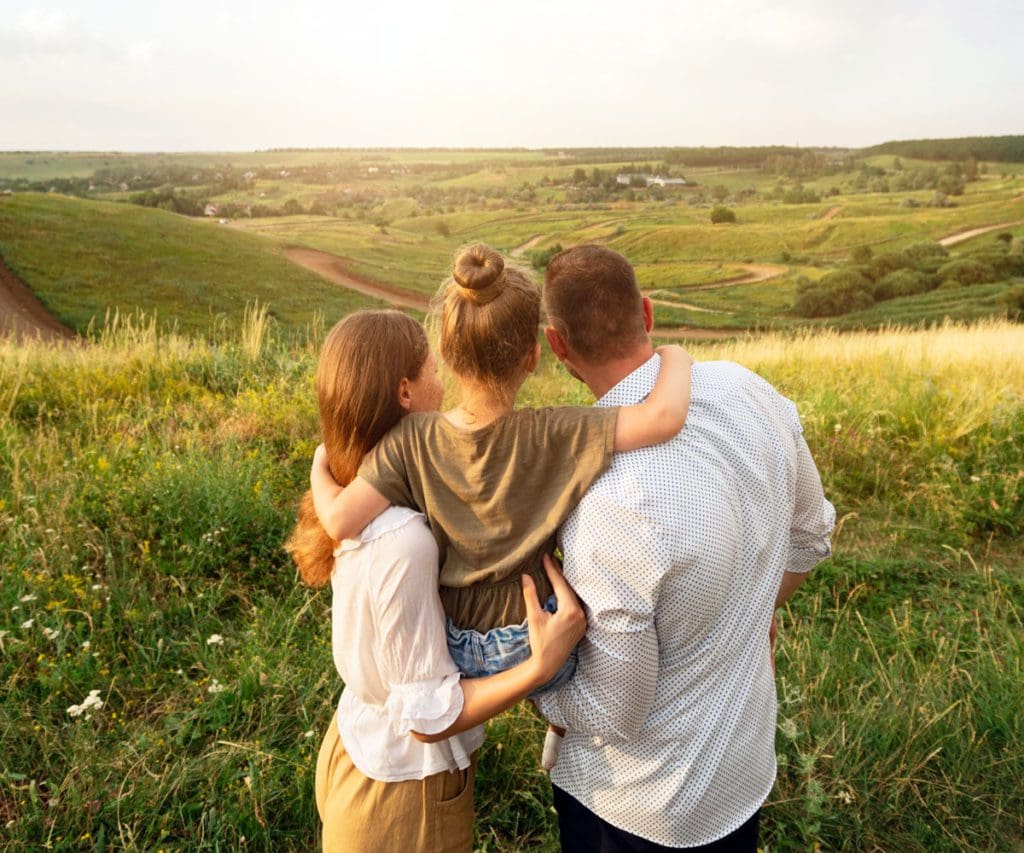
[0,253,76,343]
[284,247,430,311]
[938,220,1024,247]
[820,205,844,221]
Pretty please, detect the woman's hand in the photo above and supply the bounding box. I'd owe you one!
[522,555,587,686]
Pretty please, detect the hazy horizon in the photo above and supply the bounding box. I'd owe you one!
[2,0,1022,151]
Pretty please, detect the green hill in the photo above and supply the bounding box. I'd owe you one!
[0,193,378,336]
[861,135,1024,163]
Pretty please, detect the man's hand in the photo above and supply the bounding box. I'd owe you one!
[523,555,586,685]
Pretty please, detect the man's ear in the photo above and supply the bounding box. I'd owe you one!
[641,297,655,334]
[545,326,570,362]
[397,377,413,412]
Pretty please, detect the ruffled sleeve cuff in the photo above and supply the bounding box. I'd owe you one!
[385,673,464,736]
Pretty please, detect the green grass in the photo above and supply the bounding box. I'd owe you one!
[0,194,378,336]
[1,319,1021,850]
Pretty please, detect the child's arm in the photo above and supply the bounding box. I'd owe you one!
[310,444,391,541]
[613,344,694,451]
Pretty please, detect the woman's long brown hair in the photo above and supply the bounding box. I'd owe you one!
[286,310,429,587]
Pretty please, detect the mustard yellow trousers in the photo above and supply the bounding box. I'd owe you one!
[315,721,477,852]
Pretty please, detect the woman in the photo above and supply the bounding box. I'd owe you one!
[286,309,584,852]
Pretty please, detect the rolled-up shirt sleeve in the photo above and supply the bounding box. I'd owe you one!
[535,495,664,739]
[787,415,836,574]
[371,523,465,736]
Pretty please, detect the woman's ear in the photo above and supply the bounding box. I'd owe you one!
[525,342,541,374]
[397,377,413,412]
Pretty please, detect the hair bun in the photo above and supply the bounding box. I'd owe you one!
[453,244,506,305]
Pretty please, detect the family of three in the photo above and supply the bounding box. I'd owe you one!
[287,243,836,852]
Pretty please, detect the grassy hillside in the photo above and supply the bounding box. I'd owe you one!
[0,194,379,336]
[1,319,1021,850]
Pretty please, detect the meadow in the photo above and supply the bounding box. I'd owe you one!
[1,315,1021,851]
[2,145,1022,340]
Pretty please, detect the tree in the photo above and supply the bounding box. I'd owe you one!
[572,168,587,185]
[710,206,736,224]
[964,156,979,181]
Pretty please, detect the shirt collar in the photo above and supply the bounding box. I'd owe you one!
[596,354,661,408]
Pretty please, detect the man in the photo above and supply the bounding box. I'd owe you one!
[535,245,835,852]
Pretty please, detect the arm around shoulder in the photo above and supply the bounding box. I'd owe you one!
[310,445,390,541]
[613,345,693,452]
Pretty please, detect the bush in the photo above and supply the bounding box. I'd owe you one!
[793,269,875,317]
[903,241,949,264]
[938,259,998,286]
[868,252,912,282]
[526,243,564,271]
[873,269,934,301]
[998,284,1024,320]
[851,245,873,264]
[710,206,736,224]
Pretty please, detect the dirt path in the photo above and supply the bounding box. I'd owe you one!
[284,247,430,311]
[510,235,544,257]
[0,253,77,343]
[820,205,843,221]
[648,295,732,315]
[938,220,1024,247]
[651,325,742,341]
[649,263,786,296]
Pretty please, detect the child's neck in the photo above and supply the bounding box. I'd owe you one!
[445,378,521,429]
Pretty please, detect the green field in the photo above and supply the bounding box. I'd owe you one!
[0,194,379,337]
[2,147,1022,336]
[1,319,1021,850]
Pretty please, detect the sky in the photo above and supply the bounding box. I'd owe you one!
[1,0,1021,151]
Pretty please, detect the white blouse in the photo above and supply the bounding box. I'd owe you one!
[330,506,483,782]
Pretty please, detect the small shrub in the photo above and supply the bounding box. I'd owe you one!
[851,245,873,264]
[868,252,911,282]
[710,206,736,224]
[526,243,563,271]
[998,284,1024,320]
[793,269,874,317]
[938,259,998,286]
[873,269,933,301]
[903,241,949,264]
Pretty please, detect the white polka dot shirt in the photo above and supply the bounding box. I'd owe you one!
[536,356,836,847]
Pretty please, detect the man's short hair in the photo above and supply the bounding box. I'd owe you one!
[544,245,648,364]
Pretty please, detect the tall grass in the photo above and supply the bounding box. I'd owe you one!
[1,319,1021,850]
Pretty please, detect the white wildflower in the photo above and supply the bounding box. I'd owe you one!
[207,679,227,694]
[42,627,60,640]
[21,619,34,630]
[206,634,225,646]
[67,689,104,718]
[91,584,102,591]
[81,640,91,651]
[303,730,315,739]
[19,593,37,603]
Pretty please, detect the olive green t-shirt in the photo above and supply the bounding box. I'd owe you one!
[357,406,618,632]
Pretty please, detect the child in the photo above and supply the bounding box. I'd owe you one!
[311,244,692,768]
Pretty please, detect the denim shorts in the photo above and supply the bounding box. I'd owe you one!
[445,595,578,697]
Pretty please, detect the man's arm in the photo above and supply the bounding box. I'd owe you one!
[534,493,665,740]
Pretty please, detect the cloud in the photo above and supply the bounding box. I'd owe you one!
[0,8,80,55]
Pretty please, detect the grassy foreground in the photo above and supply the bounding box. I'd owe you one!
[1,318,1022,850]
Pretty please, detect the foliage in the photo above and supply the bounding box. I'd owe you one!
[862,135,1024,163]
[1,321,1022,850]
[793,270,874,317]
[526,243,564,271]
[938,259,998,286]
[710,206,736,224]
